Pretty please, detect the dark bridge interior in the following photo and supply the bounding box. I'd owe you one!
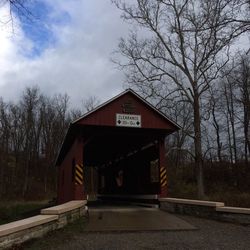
[82,126,165,196]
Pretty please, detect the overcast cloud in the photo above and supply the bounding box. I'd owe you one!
[0,0,129,108]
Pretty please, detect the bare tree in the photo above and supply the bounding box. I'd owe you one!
[239,56,250,164]
[0,0,33,23]
[40,94,71,193]
[113,0,250,198]
[82,96,100,113]
[69,108,82,121]
[224,78,238,163]
[208,87,223,162]
[0,84,74,199]
[226,55,250,164]
[0,98,10,198]
[20,86,41,196]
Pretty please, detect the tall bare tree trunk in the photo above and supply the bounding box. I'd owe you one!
[193,93,205,198]
[211,94,222,162]
[22,158,29,197]
[226,113,233,164]
[228,83,238,163]
[241,58,250,165]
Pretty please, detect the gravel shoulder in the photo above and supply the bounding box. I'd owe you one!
[21,213,250,250]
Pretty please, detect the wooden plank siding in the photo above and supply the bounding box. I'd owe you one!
[75,91,176,130]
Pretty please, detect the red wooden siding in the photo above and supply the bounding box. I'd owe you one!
[57,137,84,204]
[76,92,175,130]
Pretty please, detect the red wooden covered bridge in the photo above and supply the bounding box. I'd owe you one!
[56,89,179,204]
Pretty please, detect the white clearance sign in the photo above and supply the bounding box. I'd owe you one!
[116,113,141,128]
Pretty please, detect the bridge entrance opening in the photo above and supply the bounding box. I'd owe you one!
[83,126,163,205]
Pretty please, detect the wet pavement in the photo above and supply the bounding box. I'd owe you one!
[23,206,250,250]
[83,207,196,231]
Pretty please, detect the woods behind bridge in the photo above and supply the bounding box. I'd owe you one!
[0,87,99,200]
[112,0,250,201]
[0,0,249,205]
[0,58,249,206]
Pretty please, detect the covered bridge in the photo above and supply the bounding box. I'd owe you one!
[56,89,179,204]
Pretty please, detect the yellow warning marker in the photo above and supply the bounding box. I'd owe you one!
[75,164,83,185]
[160,167,167,187]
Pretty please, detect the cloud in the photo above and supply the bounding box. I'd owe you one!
[0,4,35,100]
[0,0,129,108]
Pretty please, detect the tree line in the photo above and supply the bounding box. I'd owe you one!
[0,0,249,201]
[0,87,69,199]
[163,55,250,166]
[0,86,99,200]
[164,55,250,197]
[0,61,249,200]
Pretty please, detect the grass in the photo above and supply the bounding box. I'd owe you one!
[0,200,85,250]
[0,200,54,225]
[208,190,250,208]
[168,182,250,208]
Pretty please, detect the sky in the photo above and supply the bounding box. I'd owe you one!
[0,0,129,108]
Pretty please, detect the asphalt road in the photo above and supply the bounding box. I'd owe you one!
[23,213,250,250]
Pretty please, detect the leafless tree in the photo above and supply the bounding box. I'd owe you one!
[20,86,41,196]
[224,55,250,164]
[0,98,9,197]
[0,85,73,199]
[224,78,238,163]
[112,0,250,198]
[0,0,33,25]
[40,94,71,193]
[239,56,250,164]
[82,96,100,113]
[207,87,223,162]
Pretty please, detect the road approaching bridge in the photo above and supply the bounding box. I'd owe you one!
[82,206,196,232]
[23,212,250,250]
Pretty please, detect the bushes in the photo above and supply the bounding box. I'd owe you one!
[167,160,250,208]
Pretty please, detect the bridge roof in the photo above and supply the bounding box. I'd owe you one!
[56,89,180,166]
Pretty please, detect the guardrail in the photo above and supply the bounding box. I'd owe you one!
[159,198,250,225]
[0,200,87,249]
